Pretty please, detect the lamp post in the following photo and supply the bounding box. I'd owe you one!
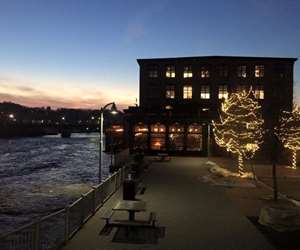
[99,102,118,183]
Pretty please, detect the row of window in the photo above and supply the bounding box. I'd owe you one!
[134,123,203,151]
[148,65,265,79]
[165,85,264,100]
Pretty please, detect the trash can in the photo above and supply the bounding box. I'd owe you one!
[123,179,136,200]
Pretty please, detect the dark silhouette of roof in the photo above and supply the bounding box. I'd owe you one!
[137,55,297,64]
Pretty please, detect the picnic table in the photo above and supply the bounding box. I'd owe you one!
[101,200,157,229]
[113,200,146,221]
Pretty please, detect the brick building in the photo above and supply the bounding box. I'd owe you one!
[124,56,297,156]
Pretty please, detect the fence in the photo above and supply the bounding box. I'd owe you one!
[0,165,130,250]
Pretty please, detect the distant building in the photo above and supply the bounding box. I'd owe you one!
[124,56,297,156]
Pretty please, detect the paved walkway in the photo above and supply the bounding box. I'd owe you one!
[63,157,274,250]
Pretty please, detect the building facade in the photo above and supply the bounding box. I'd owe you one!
[124,56,297,156]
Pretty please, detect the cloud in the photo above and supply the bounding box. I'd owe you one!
[0,75,135,110]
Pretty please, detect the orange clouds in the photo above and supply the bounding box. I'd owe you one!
[0,75,136,110]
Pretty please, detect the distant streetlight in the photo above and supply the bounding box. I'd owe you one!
[99,102,118,183]
[61,116,65,121]
[8,114,14,119]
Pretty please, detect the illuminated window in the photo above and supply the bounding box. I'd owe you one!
[237,65,247,78]
[219,65,229,78]
[169,123,184,151]
[236,85,248,93]
[133,123,148,150]
[200,85,210,99]
[150,123,166,150]
[148,65,158,78]
[187,123,202,151]
[166,65,175,78]
[183,86,192,99]
[201,67,210,78]
[183,66,193,78]
[255,65,264,77]
[218,85,228,99]
[253,86,264,99]
[166,85,175,99]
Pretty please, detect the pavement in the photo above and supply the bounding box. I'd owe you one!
[63,157,274,250]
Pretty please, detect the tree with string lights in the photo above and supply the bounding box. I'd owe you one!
[276,105,300,169]
[213,90,264,176]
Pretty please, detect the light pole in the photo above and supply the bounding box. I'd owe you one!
[99,102,118,183]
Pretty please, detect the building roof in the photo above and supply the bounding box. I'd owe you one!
[137,55,298,64]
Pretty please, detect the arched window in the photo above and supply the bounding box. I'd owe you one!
[133,123,148,150]
[150,123,166,150]
[187,123,202,151]
[169,123,184,151]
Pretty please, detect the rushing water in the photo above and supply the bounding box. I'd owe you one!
[0,133,111,235]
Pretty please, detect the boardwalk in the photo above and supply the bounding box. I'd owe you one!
[63,157,274,250]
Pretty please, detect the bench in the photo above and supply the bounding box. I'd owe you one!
[101,210,115,226]
[101,211,157,228]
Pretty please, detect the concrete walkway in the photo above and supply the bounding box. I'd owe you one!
[63,157,274,250]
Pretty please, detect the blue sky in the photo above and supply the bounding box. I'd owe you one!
[0,0,299,109]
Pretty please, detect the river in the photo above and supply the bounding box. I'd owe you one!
[0,133,111,235]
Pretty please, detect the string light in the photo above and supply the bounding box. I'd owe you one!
[213,90,264,176]
[276,105,300,169]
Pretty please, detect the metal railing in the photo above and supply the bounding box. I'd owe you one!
[0,165,130,250]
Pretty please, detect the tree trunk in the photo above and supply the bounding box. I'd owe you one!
[292,149,297,169]
[238,153,245,176]
[271,127,278,201]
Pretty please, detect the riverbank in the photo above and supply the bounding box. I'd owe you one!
[0,134,111,235]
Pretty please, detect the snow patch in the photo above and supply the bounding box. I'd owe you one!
[200,161,256,188]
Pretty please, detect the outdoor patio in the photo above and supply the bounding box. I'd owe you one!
[63,157,275,250]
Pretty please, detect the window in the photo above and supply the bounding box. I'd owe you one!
[237,65,247,78]
[236,85,248,93]
[133,123,148,150]
[219,65,229,78]
[255,65,264,77]
[183,86,192,99]
[148,65,158,78]
[166,65,175,78]
[200,85,210,99]
[150,123,166,150]
[187,123,202,151]
[253,86,264,99]
[183,66,193,78]
[169,123,184,151]
[218,85,228,99]
[200,67,210,78]
[165,85,175,99]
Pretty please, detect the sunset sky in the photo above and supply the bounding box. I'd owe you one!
[0,0,299,109]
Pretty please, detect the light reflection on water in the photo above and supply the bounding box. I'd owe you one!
[0,133,111,235]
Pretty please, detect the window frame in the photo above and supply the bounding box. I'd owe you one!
[237,65,247,78]
[255,65,264,78]
[200,66,210,78]
[183,85,193,99]
[218,85,228,99]
[200,85,210,99]
[165,85,175,99]
[147,65,159,78]
[166,65,176,78]
[183,66,193,78]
